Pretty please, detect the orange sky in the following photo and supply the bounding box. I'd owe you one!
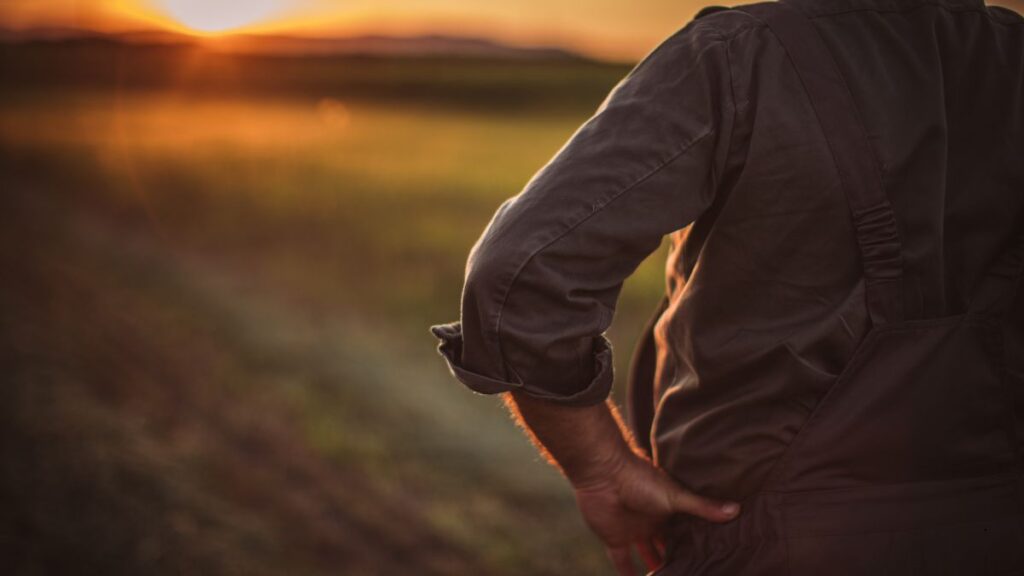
[2,0,1023,61]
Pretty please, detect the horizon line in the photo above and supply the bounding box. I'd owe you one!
[0,24,638,66]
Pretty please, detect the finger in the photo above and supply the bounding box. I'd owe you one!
[607,546,638,576]
[638,541,662,571]
[664,484,741,523]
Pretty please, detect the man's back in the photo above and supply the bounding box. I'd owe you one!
[430,0,1024,573]
[651,0,1024,501]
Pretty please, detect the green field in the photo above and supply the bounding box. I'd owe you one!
[0,43,672,575]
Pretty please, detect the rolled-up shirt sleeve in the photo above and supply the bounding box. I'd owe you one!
[429,16,736,406]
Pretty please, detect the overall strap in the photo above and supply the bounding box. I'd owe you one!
[736,1,905,326]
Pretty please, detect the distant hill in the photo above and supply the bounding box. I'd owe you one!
[0,27,591,62]
[209,32,587,60]
[0,26,629,113]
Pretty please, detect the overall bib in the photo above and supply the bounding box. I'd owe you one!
[623,2,1024,574]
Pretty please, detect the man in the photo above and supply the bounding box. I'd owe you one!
[430,0,1024,574]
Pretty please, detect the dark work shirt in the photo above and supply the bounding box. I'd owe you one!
[431,0,1024,499]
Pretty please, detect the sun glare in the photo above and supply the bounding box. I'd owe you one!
[153,0,285,34]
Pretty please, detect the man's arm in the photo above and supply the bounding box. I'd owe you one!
[504,390,740,576]
[429,15,735,407]
[429,13,739,575]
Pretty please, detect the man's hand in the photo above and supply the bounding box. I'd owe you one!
[570,447,739,576]
[503,391,740,576]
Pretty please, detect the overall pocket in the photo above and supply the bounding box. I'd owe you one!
[770,313,1020,493]
[781,473,1024,576]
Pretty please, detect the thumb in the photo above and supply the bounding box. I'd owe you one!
[663,481,740,523]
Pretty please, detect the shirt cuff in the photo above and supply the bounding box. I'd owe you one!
[428,321,614,406]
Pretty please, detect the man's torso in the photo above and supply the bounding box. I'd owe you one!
[651,0,1024,500]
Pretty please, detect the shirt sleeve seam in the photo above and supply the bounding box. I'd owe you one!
[492,126,716,385]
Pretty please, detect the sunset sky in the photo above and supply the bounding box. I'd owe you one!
[2,0,1023,61]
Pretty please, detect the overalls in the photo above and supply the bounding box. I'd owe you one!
[625,2,1024,574]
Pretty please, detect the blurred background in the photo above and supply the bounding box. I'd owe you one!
[2,1,1021,574]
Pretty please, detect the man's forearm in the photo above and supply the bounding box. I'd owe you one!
[503,390,740,576]
[503,390,643,488]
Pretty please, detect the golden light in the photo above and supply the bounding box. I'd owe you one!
[152,0,285,34]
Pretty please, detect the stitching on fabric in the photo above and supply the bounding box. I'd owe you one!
[673,473,1024,547]
[701,12,772,47]
[786,512,1024,540]
[701,16,767,42]
[493,128,715,385]
[629,23,732,83]
[767,468,1024,498]
[867,311,973,332]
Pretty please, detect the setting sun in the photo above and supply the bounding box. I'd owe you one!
[153,0,285,34]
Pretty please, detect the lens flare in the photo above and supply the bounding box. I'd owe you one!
[154,0,284,34]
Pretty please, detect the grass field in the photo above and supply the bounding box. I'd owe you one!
[0,42,672,575]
